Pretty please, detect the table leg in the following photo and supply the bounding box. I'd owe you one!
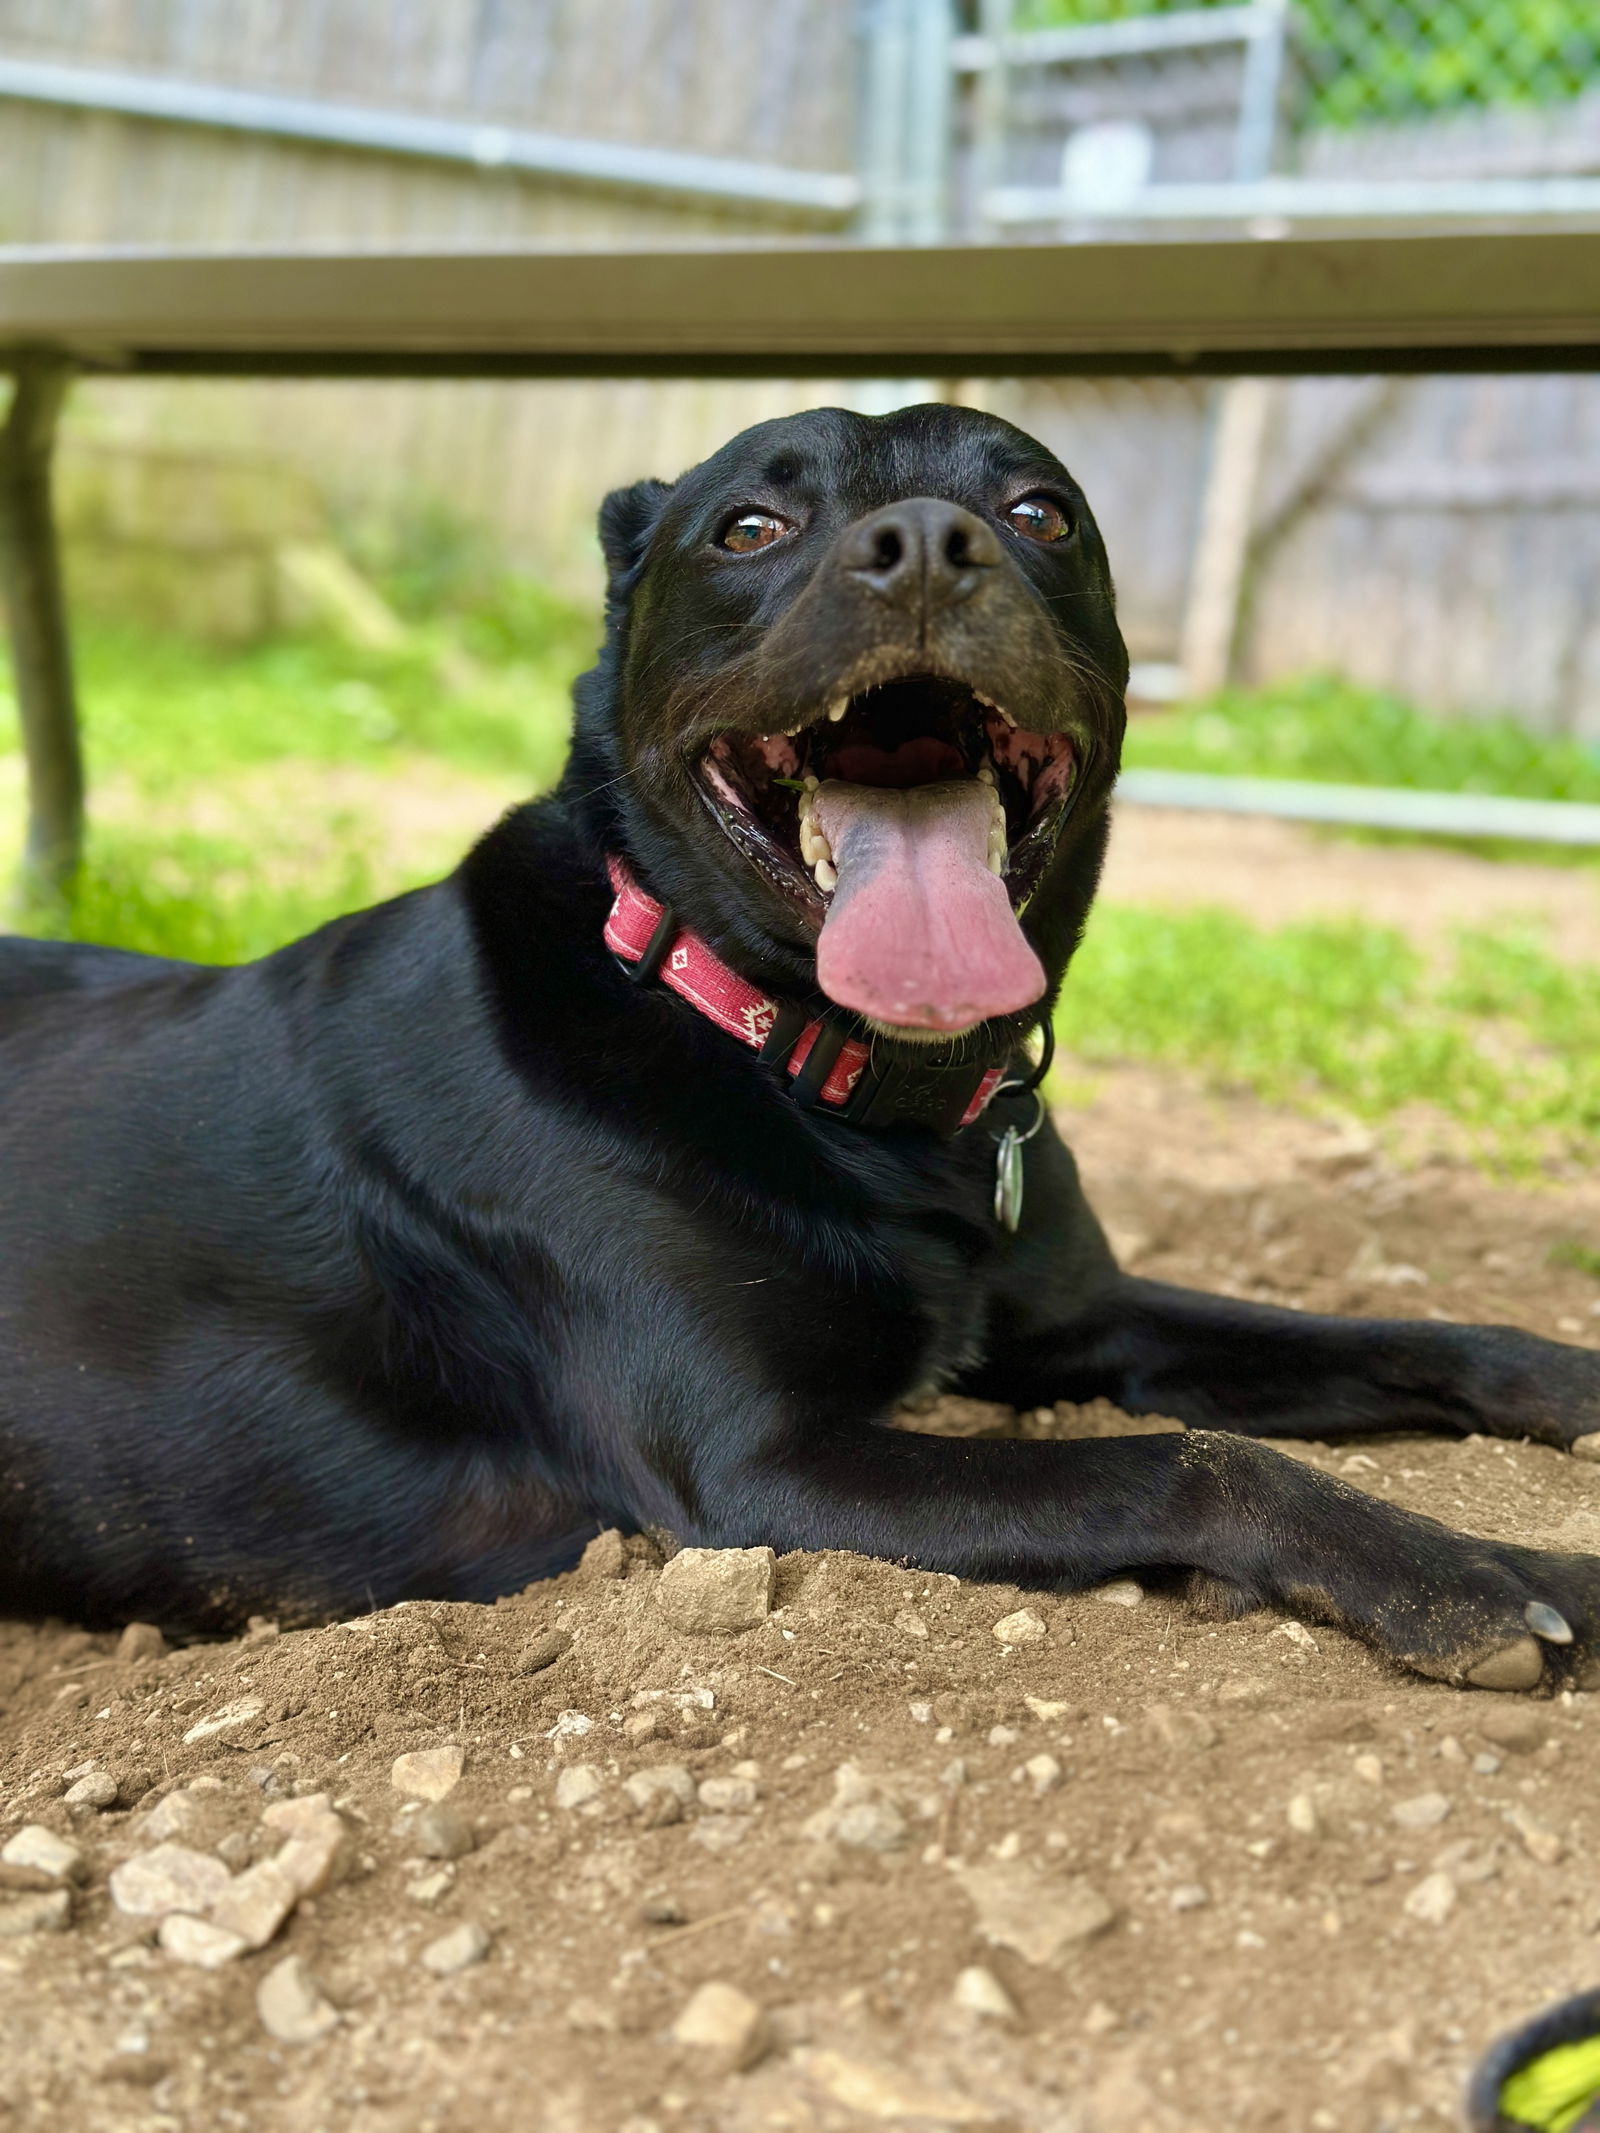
[0,356,83,907]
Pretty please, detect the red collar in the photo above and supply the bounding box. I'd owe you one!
[604,856,1004,1133]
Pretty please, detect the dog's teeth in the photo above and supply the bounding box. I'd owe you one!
[987,848,1005,875]
[827,697,849,723]
[814,859,837,893]
[977,763,996,787]
[803,774,819,791]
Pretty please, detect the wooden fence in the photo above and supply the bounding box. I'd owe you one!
[1,0,1598,736]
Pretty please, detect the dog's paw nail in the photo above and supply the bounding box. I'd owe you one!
[1525,1601,1573,1645]
[1466,1637,1545,1691]
[1571,1431,1600,1464]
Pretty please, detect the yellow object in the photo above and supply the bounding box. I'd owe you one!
[1500,2033,1600,2132]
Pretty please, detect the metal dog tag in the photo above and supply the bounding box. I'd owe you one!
[994,1126,1025,1233]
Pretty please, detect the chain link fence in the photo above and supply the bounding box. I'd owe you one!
[1016,0,1600,125]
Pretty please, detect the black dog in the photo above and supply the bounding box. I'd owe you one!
[2,404,1598,1694]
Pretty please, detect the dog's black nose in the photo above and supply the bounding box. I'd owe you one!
[838,498,999,617]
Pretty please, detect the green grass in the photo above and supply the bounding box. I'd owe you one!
[1125,673,1600,801]
[1055,904,1600,1173]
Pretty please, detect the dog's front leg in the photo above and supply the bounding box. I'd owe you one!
[691,1412,1600,1692]
[972,1269,1600,1454]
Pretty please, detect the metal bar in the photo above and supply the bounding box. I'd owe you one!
[990,177,1600,223]
[0,357,83,902]
[1116,771,1600,846]
[952,5,1270,72]
[0,54,861,217]
[1231,0,1290,185]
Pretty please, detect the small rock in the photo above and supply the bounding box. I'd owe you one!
[1473,1752,1502,1776]
[579,1528,628,1579]
[0,1890,71,1936]
[554,1764,604,1812]
[1145,1704,1217,1751]
[958,1862,1115,1966]
[1022,1754,1062,1795]
[259,1793,336,1838]
[1091,1580,1143,1608]
[1287,1793,1319,1837]
[63,1770,119,1812]
[623,1765,696,1820]
[1392,1792,1452,1832]
[656,1547,775,1635]
[992,1610,1046,1646]
[799,2049,997,2124]
[895,1611,929,1639]
[1438,1734,1467,1765]
[141,1790,201,1842]
[158,1913,249,1968]
[698,1776,758,1813]
[689,1816,752,1854]
[1024,1696,1076,1723]
[208,1860,300,1950]
[216,1833,253,1870]
[257,1955,339,2044]
[407,1805,475,1861]
[1403,1871,1457,1925]
[1506,1807,1564,1866]
[1170,1884,1210,1912]
[0,1826,84,1885]
[420,1921,492,1975]
[407,1869,455,1906]
[1473,1707,1549,1755]
[391,1746,464,1802]
[116,1623,167,1664]
[516,1630,572,1676]
[109,1843,232,1920]
[1275,1620,1319,1652]
[832,1801,908,1853]
[952,1966,1019,2021]
[671,1980,769,2074]
[181,1697,265,1746]
[640,1894,687,1926]
[1353,1753,1384,1785]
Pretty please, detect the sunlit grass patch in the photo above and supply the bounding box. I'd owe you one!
[1056,903,1600,1175]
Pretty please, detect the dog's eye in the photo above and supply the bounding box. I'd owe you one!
[720,511,791,554]
[1006,495,1072,543]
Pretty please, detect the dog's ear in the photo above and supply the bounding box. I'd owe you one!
[597,477,674,591]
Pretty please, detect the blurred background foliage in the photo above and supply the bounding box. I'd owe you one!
[1020,0,1600,121]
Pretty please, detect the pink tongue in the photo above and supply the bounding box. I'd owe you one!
[811,779,1046,1033]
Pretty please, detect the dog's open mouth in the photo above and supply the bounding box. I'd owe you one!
[694,675,1082,1036]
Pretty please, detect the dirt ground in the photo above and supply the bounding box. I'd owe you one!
[2,1069,1599,2133]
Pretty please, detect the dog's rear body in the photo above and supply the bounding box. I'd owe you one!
[2,404,1597,1692]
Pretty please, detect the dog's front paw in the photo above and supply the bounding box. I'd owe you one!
[1335,1537,1600,1694]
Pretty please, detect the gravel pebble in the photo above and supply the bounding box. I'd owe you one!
[158,1913,249,1968]
[1091,1580,1143,1608]
[1022,1754,1063,1795]
[953,1966,1020,2021]
[390,1747,465,1801]
[992,1610,1046,1646]
[1170,1883,1211,1912]
[1506,1807,1565,1865]
[0,1826,84,1884]
[554,1764,604,1812]
[0,1890,71,1936]
[656,1547,775,1635]
[109,1843,232,1920]
[257,1955,339,2044]
[798,2049,998,2124]
[407,1869,455,1906]
[1392,1792,1452,1832]
[1403,1871,1458,1925]
[958,1862,1115,1966]
[63,1770,119,1812]
[1287,1793,1319,1836]
[698,1775,758,1813]
[115,1622,167,1664]
[407,1805,475,1861]
[420,1921,492,1975]
[670,1980,769,2073]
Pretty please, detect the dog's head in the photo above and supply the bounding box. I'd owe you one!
[566,404,1127,1051]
